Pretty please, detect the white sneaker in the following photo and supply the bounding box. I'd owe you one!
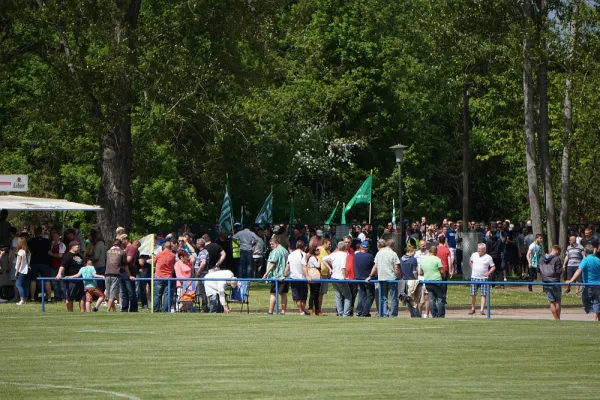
[422,314,428,318]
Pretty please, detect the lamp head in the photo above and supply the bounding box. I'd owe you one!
[390,144,408,163]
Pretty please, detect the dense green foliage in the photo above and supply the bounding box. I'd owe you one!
[1,0,600,232]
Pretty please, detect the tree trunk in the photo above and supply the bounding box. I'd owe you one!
[97,0,141,240]
[536,0,556,249]
[522,0,543,237]
[462,80,470,233]
[559,0,578,257]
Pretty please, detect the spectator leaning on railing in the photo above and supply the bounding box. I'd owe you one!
[566,245,600,321]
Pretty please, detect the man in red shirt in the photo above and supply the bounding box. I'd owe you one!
[119,235,139,312]
[343,235,357,315]
[154,241,176,312]
[437,236,453,302]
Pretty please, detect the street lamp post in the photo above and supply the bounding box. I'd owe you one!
[315,182,324,224]
[390,144,407,255]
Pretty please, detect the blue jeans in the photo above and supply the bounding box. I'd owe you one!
[16,273,30,300]
[120,276,138,312]
[209,294,224,313]
[379,281,398,317]
[356,282,375,316]
[153,280,170,312]
[52,271,66,300]
[238,250,253,278]
[333,281,352,316]
[136,271,149,307]
[426,283,446,318]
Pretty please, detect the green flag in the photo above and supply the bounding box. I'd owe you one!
[255,191,273,224]
[325,202,338,225]
[344,174,372,214]
[219,182,233,234]
[324,202,338,232]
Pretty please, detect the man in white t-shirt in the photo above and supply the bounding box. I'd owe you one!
[469,243,496,315]
[323,241,351,316]
[204,269,236,313]
[414,240,429,316]
[284,240,308,315]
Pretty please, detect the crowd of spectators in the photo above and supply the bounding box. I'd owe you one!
[0,208,599,321]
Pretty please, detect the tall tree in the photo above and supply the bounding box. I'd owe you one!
[97,0,141,239]
[559,0,579,256]
[522,0,544,236]
[535,0,557,248]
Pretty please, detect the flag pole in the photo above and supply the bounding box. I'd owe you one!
[368,170,373,224]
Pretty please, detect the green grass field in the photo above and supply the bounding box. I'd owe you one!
[1,307,599,399]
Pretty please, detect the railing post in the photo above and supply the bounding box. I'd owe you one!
[378,282,382,317]
[486,282,491,319]
[275,279,279,315]
[41,279,45,313]
[167,279,172,313]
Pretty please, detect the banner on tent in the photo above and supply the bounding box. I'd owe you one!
[0,175,28,192]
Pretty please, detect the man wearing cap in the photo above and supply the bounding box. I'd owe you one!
[119,235,139,312]
[354,240,375,317]
[309,229,324,250]
[232,223,261,279]
[56,241,85,312]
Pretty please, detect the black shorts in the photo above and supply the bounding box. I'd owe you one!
[65,281,84,301]
[30,264,51,280]
[291,281,308,302]
[566,266,582,282]
[270,281,289,294]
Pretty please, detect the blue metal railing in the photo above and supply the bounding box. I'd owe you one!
[37,277,598,318]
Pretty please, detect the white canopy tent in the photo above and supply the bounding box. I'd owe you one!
[0,195,102,220]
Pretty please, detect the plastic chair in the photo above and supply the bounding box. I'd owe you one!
[225,281,250,314]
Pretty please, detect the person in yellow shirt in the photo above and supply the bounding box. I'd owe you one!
[317,238,332,311]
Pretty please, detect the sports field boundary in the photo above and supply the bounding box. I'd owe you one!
[37,277,598,319]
